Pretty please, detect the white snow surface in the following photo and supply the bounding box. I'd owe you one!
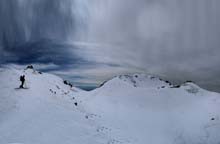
[0,68,220,144]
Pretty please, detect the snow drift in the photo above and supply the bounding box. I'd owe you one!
[0,67,220,144]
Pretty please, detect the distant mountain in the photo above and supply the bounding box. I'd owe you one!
[0,67,220,144]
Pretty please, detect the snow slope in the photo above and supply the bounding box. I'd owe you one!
[80,74,220,144]
[0,67,110,144]
[0,68,220,144]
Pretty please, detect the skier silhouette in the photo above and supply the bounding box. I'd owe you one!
[19,75,25,88]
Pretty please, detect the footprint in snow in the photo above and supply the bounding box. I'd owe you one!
[107,139,127,144]
[85,113,101,120]
[96,126,134,144]
[56,85,60,89]
[97,126,112,133]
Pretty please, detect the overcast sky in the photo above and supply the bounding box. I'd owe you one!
[0,0,220,91]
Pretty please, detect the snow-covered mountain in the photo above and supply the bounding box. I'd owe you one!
[81,74,220,144]
[0,66,109,144]
[0,67,220,144]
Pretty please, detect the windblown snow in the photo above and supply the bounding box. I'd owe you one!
[0,67,220,144]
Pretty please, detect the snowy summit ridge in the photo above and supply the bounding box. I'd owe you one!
[0,66,220,144]
[99,73,199,92]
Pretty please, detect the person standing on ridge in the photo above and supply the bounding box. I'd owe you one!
[19,75,25,88]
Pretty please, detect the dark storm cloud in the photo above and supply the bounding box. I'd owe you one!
[0,0,87,65]
[3,39,86,66]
